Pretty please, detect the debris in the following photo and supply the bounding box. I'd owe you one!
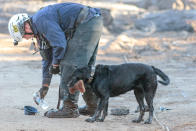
[111,107,129,116]
[181,91,187,98]
[159,106,172,111]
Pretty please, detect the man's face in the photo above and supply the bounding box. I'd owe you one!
[23,22,34,40]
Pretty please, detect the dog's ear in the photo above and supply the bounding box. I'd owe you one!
[103,65,110,74]
[95,64,110,75]
[95,64,103,74]
[77,66,91,79]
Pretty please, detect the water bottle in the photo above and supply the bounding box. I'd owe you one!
[33,92,49,110]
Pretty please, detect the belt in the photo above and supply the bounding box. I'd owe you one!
[76,7,89,26]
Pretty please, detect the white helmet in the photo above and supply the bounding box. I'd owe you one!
[8,13,30,45]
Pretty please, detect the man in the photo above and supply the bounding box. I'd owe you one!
[8,2,103,118]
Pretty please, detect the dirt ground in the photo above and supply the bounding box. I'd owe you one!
[0,0,196,131]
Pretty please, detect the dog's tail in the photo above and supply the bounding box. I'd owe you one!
[152,66,170,86]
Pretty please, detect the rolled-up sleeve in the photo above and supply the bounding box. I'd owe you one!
[41,48,53,85]
[42,59,52,85]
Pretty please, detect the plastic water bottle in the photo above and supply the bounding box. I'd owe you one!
[33,92,49,110]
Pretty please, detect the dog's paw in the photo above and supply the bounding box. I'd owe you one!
[144,119,152,124]
[96,118,104,122]
[132,119,142,123]
[85,118,95,123]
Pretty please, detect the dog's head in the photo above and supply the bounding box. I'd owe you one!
[67,66,92,94]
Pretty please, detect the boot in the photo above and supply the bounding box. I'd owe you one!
[44,100,80,118]
[79,105,97,116]
[79,83,98,116]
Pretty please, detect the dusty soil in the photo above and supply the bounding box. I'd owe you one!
[0,0,196,131]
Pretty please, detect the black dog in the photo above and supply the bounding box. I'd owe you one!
[68,63,170,124]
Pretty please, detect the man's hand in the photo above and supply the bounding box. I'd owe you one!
[33,85,49,105]
[39,86,49,99]
[49,65,60,74]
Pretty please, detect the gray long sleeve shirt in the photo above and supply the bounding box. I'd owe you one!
[30,3,100,85]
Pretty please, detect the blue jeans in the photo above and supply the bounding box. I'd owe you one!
[59,15,103,103]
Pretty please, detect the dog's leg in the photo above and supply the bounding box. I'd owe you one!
[144,89,156,124]
[144,93,154,124]
[97,97,109,122]
[85,98,103,123]
[135,105,149,113]
[132,89,145,123]
[144,83,157,124]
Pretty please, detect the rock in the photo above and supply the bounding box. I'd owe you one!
[173,0,196,10]
[125,0,175,10]
[134,10,196,32]
[110,107,129,116]
[126,0,196,10]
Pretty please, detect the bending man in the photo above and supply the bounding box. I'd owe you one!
[8,2,103,118]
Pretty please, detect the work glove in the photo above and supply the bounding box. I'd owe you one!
[39,86,49,99]
[49,65,60,74]
[33,86,49,105]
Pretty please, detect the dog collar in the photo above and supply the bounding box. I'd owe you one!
[87,66,95,84]
[87,76,93,84]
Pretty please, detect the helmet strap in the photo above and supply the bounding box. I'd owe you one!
[25,32,34,35]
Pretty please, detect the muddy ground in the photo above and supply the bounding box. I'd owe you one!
[0,0,196,131]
